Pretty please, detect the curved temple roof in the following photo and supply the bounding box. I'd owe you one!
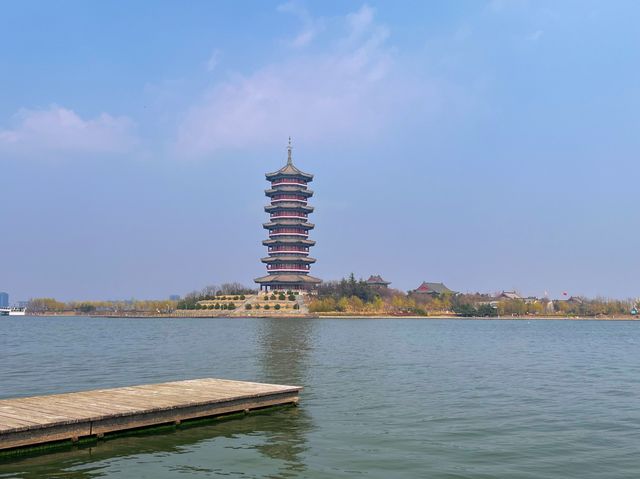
[261,256,316,264]
[255,274,322,285]
[265,203,314,213]
[265,140,313,181]
[265,187,314,197]
[262,238,316,246]
[263,221,315,230]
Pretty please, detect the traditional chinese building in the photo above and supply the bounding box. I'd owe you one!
[366,275,391,288]
[255,140,322,291]
[497,291,523,300]
[411,281,455,296]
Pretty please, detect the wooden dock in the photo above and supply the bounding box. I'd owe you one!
[0,378,301,452]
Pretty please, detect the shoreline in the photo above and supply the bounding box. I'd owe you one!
[21,312,640,321]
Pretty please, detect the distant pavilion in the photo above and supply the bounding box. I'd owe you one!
[366,275,391,288]
[411,282,454,296]
[254,139,322,291]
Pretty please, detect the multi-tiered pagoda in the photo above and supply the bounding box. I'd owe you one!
[255,140,321,291]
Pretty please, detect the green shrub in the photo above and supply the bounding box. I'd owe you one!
[288,295,295,301]
[245,304,252,310]
[293,303,300,310]
[274,304,281,310]
[453,304,476,317]
[78,303,96,313]
[270,294,276,300]
[264,304,271,310]
[477,304,498,317]
[233,296,239,300]
[255,304,261,309]
[240,294,246,300]
[214,303,220,309]
[264,295,269,300]
[278,293,286,301]
[228,302,236,310]
[286,290,292,295]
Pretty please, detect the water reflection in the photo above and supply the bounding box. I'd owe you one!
[256,317,315,386]
[254,318,316,477]
[0,411,303,479]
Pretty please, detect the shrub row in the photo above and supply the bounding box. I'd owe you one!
[245,303,300,311]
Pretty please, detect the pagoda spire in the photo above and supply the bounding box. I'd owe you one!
[287,137,293,165]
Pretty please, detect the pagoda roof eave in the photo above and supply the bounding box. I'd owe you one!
[265,188,313,196]
[254,274,322,284]
[265,204,314,212]
[261,256,316,263]
[265,163,313,181]
[263,222,315,229]
[263,238,315,246]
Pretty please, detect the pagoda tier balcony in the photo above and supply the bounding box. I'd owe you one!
[265,187,313,197]
[269,232,309,238]
[271,178,307,186]
[266,253,310,259]
[268,248,310,255]
[270,212,308,219]
[266,264,312,271]
[270,195,308,203]
[263,238,315,246]
[268,244,309,254]
[263,221,314,230]
[265,203,314,213]
[261,256,316,264]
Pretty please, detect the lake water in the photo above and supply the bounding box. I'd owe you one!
[1,317,639,478]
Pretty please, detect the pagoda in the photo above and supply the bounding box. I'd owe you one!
[254,139,322,291]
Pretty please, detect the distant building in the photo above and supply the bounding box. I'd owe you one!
[411,282,455,296]
[495,291,540,304]
[169,295,181,301]
[0,292,8,308]
[498,291,523,300]
[366,275,391,288]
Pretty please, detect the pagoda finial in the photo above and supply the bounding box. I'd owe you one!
[287,137,293,165]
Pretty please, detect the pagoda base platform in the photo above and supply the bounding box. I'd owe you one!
[255,274,322,291]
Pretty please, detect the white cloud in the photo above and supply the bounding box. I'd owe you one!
[0,106,136,157]
[277,1,323,48]
[206,49,221,72]
[346,4,375,39]
[175,5,432,156]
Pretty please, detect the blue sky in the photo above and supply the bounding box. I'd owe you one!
[1,0,639,302]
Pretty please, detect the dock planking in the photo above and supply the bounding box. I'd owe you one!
[0,378,301,452]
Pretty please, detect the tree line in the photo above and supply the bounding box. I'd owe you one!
[308,275,637,317]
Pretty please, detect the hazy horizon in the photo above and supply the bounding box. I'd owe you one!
[2,1,639,302]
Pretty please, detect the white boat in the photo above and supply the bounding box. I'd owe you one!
[0,307,26,316]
